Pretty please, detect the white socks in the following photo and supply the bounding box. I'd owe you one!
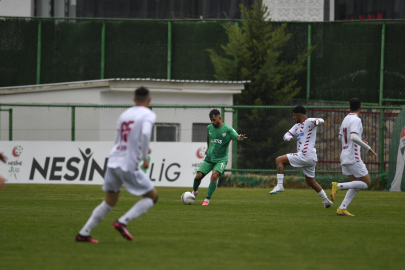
[79,201,113,236]
[118,197,154,225]
[277,174,284,187]
[338,181,368,190]
[337,181,368,210]
[340,188,359,209]
[317,189,329,203]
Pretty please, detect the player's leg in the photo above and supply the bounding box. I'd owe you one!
[76,168,121,243]
[202,162,227,205]
[333,163,369,216]
[114,188,158,240]
[304,173,333,208]
[270,155,291,194]
[336,174,370,189]
[338,174,369,214]
[117,187,157,225]
[76,192,118,243]
[202,171,220,205]
[114,170,157,240]
[193,161,212,196]
[192,171,206,196]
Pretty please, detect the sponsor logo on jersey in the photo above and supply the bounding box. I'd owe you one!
[296,132,304,142]
[210,139,223,144]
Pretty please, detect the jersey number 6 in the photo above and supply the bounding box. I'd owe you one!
[120,121,134,142]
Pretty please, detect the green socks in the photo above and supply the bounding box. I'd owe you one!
[194,180,217,200]
[206,181,217,199]
[193,179,202,192]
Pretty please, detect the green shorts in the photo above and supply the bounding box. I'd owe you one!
[197,161,228,175]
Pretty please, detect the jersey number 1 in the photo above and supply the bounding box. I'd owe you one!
[343,127,348,144]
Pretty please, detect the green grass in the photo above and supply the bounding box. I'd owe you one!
[1,184,405,270]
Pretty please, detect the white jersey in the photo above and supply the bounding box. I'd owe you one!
[287,118,321,161]
[339,113,363,165]
[107,106,156,172]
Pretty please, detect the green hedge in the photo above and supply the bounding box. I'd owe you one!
[218,173,388,190]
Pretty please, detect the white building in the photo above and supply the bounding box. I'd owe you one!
[0,0,333,21]
[264,0,328,21]
[0,78,246,142]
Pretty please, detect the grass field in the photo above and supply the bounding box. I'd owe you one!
[1,184,405,270]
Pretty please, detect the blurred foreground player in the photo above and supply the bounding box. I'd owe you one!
[0,153,7,189]
[270,106,334,208]
[76,87,157,243]
[331,98,377,216]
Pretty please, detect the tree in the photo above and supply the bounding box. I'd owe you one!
[208,0,315,170]
[207,0,314,106]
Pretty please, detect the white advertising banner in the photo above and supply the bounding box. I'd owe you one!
[0,142,211,187]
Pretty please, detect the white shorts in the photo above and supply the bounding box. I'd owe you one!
[341,161,368,178]
[103,167,154,196]
[287,153,317,178]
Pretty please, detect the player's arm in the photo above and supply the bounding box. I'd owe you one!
[0,153,7,163]
[141,116,156,169]
[311,118,324,127]
[0,174,5,190]
[350,133,377,157]
[283,125,296,141]
[237,134,247,141]
[229,127,247,141]
[206,136,209,155]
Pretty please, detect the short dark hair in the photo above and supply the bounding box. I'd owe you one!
[209,109,221,119]
[135,87,149,102]
[350,98,361,111]
[292,106,306,115]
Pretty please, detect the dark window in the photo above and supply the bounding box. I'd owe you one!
[192,123,209,142]
[335,0,405,20]
[152,124,179,142]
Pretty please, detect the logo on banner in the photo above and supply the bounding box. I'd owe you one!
[401,127,405,159]
[12,146,23,157]
[196,147,206,159]
[390,126,405,191]
[9,145,23,180]
[29,148,108,181]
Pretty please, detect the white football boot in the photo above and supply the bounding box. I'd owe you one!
[269,186,284,194]
[324,199,334,208]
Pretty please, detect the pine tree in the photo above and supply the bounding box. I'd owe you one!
[208,0,314,105]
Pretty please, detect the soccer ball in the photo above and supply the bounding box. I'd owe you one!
[181,192,195,205]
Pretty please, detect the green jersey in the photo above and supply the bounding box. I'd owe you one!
[205,123,239,163]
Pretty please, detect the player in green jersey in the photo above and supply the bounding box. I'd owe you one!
[192,109,247,205]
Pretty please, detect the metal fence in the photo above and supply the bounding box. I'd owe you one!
[0,104,402,176]
[2,17,405,104]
